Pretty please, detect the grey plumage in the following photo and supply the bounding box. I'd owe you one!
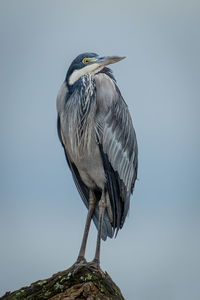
[56,52,138,267]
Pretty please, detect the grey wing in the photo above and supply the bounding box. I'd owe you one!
[95,74,138,232]
[57,82,114,240]
[56,82,89,209]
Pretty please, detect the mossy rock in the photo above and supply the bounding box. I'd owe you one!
[1,265,125,299]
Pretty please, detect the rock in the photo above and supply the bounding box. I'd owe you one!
[1,265,125,300]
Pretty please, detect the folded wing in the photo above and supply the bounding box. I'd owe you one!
[95,73,138,234]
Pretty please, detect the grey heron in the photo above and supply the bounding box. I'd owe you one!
[56,52,138,269]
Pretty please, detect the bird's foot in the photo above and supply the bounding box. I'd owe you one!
[85,259,105,277]
[72,256,88,275]
[86,258,99,270]
[71,258,105,277]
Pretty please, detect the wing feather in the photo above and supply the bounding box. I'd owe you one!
[95,73,138,231]
[56,82,114,240]
[56,82,90,208]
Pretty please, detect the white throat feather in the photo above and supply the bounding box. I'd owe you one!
[69,63,104,85]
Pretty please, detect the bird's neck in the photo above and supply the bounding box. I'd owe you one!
[66,73,94,97]
[66,67,115,96]
[65,74,96,158]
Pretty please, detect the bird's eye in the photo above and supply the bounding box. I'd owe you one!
[82,58,90,64]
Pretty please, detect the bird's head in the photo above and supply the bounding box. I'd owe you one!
[65,52,125,87]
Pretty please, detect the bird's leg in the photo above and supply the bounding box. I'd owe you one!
[91,189,106,268]
[76,190,96,265]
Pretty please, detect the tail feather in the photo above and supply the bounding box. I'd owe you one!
[92,207,114,241]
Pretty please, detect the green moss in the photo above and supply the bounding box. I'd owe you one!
[60,276,67,283]
[37,280,47,286]
[85,273,92,280]
[67,272,72,279]
[10,289,25,299]
[54,282,64,291]
[79,273,93,282]
[44,291,51,298]
[100,285,105,293]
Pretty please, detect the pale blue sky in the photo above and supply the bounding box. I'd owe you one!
[0,1,200,299]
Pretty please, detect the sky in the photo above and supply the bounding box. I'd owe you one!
[0,0,200,299]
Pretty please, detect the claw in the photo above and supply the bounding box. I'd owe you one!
[85,260,105,278]
[72,257,88,275]
[86,260,99,270]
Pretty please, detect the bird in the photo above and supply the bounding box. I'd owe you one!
[56,52,138,269]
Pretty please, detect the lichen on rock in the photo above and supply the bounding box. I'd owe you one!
[1,265,125,300]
